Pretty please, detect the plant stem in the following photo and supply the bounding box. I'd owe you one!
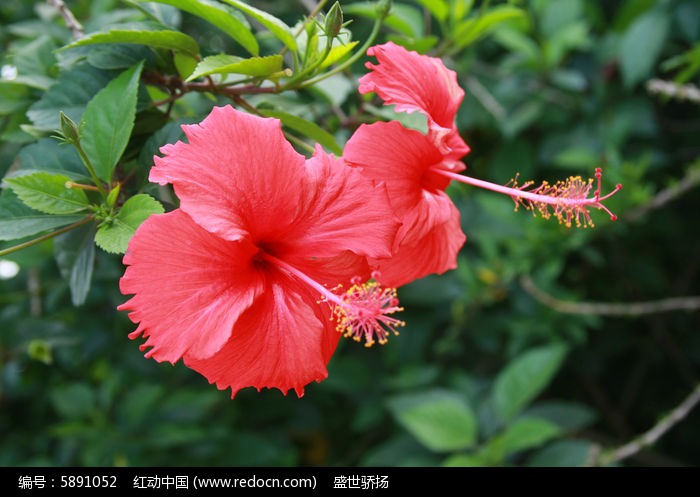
[0,216,93,257]
[595,382,700,466]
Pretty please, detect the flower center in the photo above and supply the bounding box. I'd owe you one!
[330,276,405,347]
[260,254,405,347]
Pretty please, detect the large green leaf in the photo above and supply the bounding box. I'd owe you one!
[220,0,297,52]
[62,29,200,58]
[186,54,284,81]
[0,189,85,241]
[26,64,113,131]
[17,138,90,181]
[79,62,144,184]
[54,223,97,306]
[619,9,670,87]
[95,194,164,254]
[133,0,259,55]
[5,172,91,215]
[387,389,478,452]
[492,343,569,421]
[258,109,342,155]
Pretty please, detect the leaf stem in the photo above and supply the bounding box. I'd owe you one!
[0,216,94,257]
[73,142,108,197]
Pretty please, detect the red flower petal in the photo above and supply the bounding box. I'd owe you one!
[344,122,458,242]
[359,42,470,159]
[282,146,399,261]
[184,281,340,398]
[372,202,466,288]
[119,209,264,363]
[150,105,307,242]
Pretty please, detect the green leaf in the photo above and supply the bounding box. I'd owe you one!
[54,223,96,306]
[344,3,423,37]
[186,54,284,81]
[442,453,490,467]
[492,343,569,421]
[95,194,164,254]
[61,29,200,58]
[26,64,113,131]
[387,389,478,452]
[619,10,670,87]
[18,138,90,181]
[258,109,342,155]
[0,189,85,241]
[320,41,359,69]
[527,439,596,467]
[485,418,561,461]
[453,6,525,49]
[416,0,449,23]
[5,172,90,215]
[524,401,597,433]
[80,61,144,183]
[220,0,297,52]
[51,383,95,419]
[133,0,259,55]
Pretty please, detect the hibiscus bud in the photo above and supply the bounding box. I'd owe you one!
[324,2,343,39]
[59,111,80,144]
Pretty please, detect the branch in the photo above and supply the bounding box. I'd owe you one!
[625,163,700,222]
[594,383,700,466]
[647,78,700,104]
[47,0,84,40]
[520,274,700,316]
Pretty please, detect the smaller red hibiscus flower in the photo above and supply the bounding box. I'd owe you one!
[346,43,622,286]
[345,43,471,287]
[119,106,402,397]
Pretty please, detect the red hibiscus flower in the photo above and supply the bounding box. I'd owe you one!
[344,43,470,287]
[119,105,402,397]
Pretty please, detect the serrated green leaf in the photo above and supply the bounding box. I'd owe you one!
[61,29,200,58]
[486,418,561,461]
[26,64,113,131]
[0,189,85,241]
[95,194,164,254]
[132,0,259,55]
[619,10,670,87]
[5,172,90,215]
[80,61,144,183]
[187,54,284,82]
[54,223,96,306]
[492,344,569,421]
[387,389,478,453]
[258,109,342,155]
[220,0,297,52]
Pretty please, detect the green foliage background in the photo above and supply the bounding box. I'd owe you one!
[1,0,699,467]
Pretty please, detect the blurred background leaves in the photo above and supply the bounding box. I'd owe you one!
[1,0,699,467]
